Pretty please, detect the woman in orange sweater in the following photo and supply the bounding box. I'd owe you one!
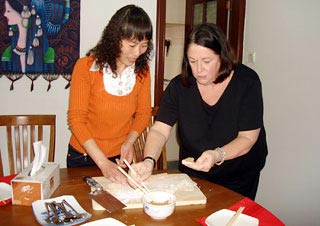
[67,5,153,183]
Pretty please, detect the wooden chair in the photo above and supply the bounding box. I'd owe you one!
[133,107,167,170]
[0,115,56,176]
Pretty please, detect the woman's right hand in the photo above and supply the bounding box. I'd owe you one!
[99,159,128,184]
[82,139,128,184]
[127,160,153,188]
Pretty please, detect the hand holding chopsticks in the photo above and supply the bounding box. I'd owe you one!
[123,159,151,193]
[117,159,151,194]
[226,206,245,226]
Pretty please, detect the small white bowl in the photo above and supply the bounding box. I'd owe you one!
[141,191,176,220]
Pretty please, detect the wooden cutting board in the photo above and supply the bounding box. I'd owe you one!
[91,173,207,210]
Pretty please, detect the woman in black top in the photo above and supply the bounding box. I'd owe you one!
[131,23,268,200]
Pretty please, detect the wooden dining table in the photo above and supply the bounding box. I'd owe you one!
[0,166,244,226]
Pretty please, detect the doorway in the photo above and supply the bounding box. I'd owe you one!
[154,0,245,106]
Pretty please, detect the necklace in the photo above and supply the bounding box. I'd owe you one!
[13,45,26,55]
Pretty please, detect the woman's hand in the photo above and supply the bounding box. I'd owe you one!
[117,141,134,168]
[82,139,129,183]
[99,159,128,184]
[118,131,139,167]
[182,150,221,172]
[127,160,153,189]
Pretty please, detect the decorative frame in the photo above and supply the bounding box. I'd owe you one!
[0,0,80,91]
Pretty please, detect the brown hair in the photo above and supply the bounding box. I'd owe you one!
[181,23,237,86]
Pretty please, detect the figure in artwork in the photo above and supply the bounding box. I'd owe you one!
[1,0,70,73]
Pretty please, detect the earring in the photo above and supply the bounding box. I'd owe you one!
[37,25,42,37]
[27,46,34,65]
[21,5,31,18]
[31,5,36,15]
[36,15,41,26]
[33,35,39,47]
[21,5,31,29]
[9,27,13,36]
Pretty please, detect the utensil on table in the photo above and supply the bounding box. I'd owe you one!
[83,176,126,213]
[226,206,245,226]
[52,201,75,223]
[45,202,64,224]
[61,199,89,219]
[52,200,88,222]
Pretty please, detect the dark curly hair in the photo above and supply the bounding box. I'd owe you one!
[86,4,153,76]
[181,23,237,86]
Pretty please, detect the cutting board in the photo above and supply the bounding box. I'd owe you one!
[91,173,207,210]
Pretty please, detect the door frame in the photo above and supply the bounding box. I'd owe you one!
[154,0,245,106]
[154,0,166,106]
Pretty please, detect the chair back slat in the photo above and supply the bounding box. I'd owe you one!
[30,125,35,160]
[22,125,29,170]
[0,115,56,176]
[6,126,15,174]
[38,125,44,141]
[133,107,167,170]
[14,125,22,173]
[48,124,56,161]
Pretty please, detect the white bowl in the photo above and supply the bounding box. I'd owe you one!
[141,191,176,220]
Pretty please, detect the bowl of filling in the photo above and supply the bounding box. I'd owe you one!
[141,190,176,220]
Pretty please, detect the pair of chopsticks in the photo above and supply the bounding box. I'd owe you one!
[117,159,151,194]
[226,206,245,226]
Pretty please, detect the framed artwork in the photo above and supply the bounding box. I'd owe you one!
[0,0,80,91]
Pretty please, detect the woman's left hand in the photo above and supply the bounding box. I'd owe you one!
[182,150,220,172]
[128,160,153,188]
[118,141,134,167]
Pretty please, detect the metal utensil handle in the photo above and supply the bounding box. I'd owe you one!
[83,176,104,190]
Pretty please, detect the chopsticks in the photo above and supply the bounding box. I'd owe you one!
[117,167,149,194]
[123,159,151,193]
[226,206,245,226]
[117,159,151,194]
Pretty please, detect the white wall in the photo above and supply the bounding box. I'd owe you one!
[164,0,186,161]
[0,1,157,173]
[244,1,320,225]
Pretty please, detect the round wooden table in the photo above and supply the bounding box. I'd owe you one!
[0,166,244,225]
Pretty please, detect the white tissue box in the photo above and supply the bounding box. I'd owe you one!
[11,162,60,206]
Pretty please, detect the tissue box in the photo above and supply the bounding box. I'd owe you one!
[11,162,60,206]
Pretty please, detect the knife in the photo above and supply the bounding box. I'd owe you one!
[83,176,126,213]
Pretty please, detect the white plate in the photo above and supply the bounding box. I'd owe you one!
[81,218,126,226]
[205,209,259,226]
[32,195,92,225]
[0,182,12,200]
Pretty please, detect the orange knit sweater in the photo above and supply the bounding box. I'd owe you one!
[68,56,151,157]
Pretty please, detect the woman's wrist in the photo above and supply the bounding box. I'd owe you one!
[143,156,156,169]
[126,131,139,144]
[96,157,111,169]
[124,140,135,144]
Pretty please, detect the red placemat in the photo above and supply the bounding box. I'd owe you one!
[0,174,17,206]
[196,197,285,226]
